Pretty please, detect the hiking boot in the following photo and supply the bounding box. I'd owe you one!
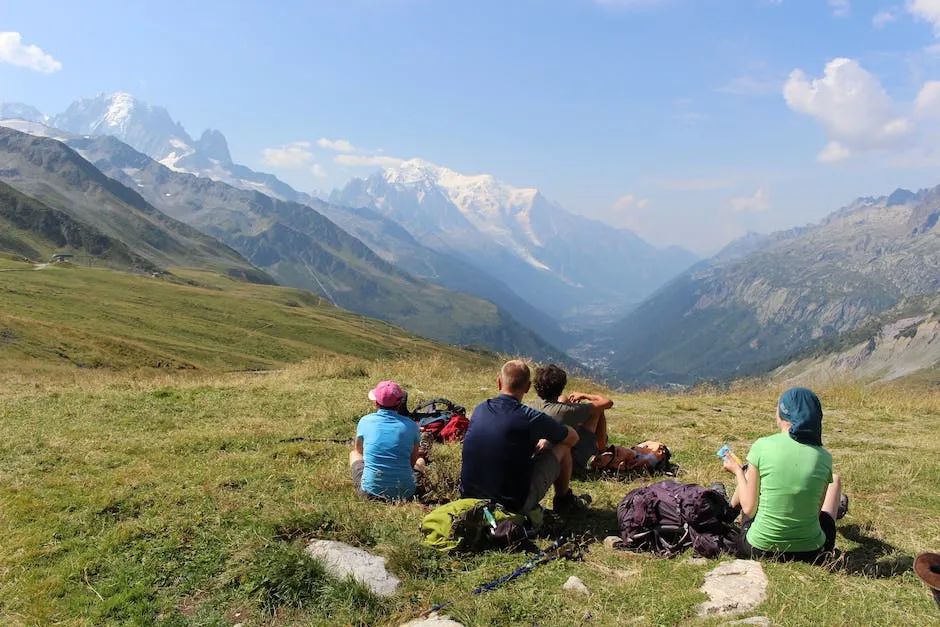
[837,494,849,520]
[552,489,592,513]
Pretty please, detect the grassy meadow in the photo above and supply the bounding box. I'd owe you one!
[0,257,481,373]
[1,260,939,625]
[1,358,938,626]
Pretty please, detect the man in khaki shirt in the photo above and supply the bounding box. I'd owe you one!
[530,364,613,473]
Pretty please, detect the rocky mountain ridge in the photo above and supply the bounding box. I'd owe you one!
[774,295,940,385]
[1,93,311,204]
[608,187,940,385]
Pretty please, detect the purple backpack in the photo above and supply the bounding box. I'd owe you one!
[617,480,740,557]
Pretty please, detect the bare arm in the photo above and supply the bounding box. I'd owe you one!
[725,459,760,518]
[566,392,614,411]
[410,443,419,467]
[354,436,364,454]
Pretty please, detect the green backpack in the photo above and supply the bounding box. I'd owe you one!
[420,498,540,552]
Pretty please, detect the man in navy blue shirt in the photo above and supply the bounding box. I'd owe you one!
[460,360,588,513]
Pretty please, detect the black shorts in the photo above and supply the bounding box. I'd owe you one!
[738,512,837,563]
[571,425,599,471]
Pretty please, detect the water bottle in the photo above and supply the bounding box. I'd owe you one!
[482,506,497,531]
[716,444,742,466]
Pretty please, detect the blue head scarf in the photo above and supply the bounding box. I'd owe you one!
[778,387,823,446]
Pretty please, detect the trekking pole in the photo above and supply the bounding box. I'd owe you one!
[419,534,594,618]
[277,436,353,444]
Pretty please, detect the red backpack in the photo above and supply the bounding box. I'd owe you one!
[412,398,470,442]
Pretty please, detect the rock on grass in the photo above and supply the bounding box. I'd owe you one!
[696,559,768,617]
[306,539,401,597]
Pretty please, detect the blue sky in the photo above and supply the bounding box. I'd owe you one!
[4,0,940,254]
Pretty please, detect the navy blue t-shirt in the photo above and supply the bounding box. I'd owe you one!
[459,394,570,512]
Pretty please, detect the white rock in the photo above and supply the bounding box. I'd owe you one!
[305,539,400,597]
[562,575,590,595]
[696,559,768,617]
[603,535,622,549]
[401,612,464,626]
[727,617,771,626]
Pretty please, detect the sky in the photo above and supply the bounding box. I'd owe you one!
[4,0,940,255]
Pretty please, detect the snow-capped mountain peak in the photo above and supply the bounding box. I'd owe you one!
[52,92,192,161]
[333,160,698,321]
[377,158,547,260]
[100,91,137,133]
[385,158,539,216]
[45,92,310,203]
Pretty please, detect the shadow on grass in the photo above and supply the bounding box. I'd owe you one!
[829,523,914,578]
[556,504,620,540]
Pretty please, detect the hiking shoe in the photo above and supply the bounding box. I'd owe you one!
[552,489,592,513]
[708,482,729,502]
[837,494,849,520]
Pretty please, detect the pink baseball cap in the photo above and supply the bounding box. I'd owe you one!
[368,380,405,408]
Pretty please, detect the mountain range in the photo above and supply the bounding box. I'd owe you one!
[0,110,564,359]
[333,160,698,326]
[50,93,312,204]
[67,132,562,358]
[0,126,270,282]
[5,91,935,386]
[607,187,940,385]
[1,92,697,351]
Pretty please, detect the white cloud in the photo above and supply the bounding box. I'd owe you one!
[909,0,940,35]
[261,141,314,168]
[335,154,405,168]
[612,194,650,211]
[316,137,357,153]
[873,8,899,27]
[817,141,852,163]
[915,80,940,117]
[0,32,61,73]
[784,58,913,162]
[829,0,851,16]
[310,164,327,178]
[729,188,770,213]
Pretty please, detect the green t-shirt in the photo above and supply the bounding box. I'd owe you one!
[745,432,833,552]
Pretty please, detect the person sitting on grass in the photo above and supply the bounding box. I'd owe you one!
[349,380,425,501]
[531,364,613,475]
[722,387,849,563]
[459,360,589,514]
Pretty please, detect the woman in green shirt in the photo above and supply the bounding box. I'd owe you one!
[723,387,847,562]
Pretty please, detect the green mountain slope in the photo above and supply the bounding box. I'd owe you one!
[609,188,940,386]
[70,135,566,359]
[0,256,484,371]
[0,180,157,271]
[0,127,270,283]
